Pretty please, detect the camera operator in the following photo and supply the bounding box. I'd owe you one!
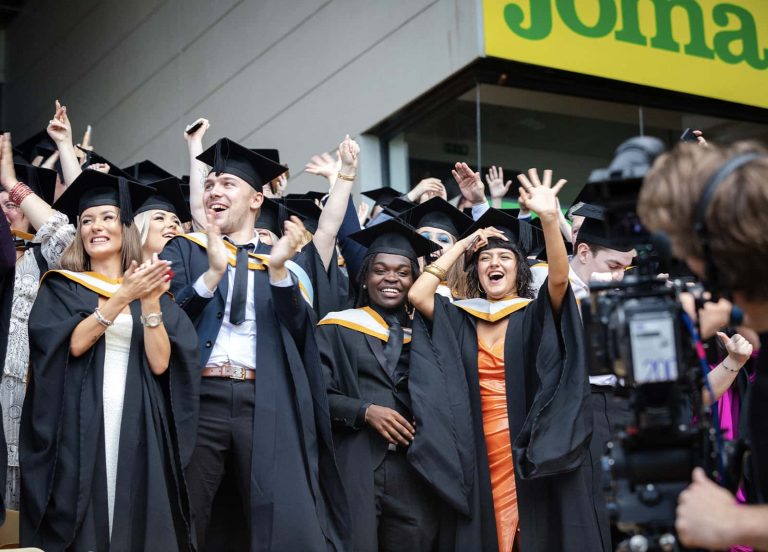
[639,140,768,550]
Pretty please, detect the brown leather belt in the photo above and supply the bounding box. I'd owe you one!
[201,364,255,381]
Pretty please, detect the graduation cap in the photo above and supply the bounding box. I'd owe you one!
[461,208,538,257]
[347,217,441,262]
[383,197,416,217]
[15,163,57,205]
[361,187,401,208]
[121,159,176,185]
[135,177,192,223]
[53,170,155,225]
[572,203,634,252]
[251,149,280,164]
[197,137,287,190]
[16,131,57,163]
[284,198,322,233]
[525,217,548,260]
[284,191,327,203]
[78,147,133,179]
[401,197,473,238]
[254,197,304,236]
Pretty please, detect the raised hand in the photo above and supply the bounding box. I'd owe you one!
[516,169,566,220]
[0,133,18,191]
[74,125,93,163]
[338,135,360,174]
[452,162,486,205]
[47,100,73,145]
[692,129,708,147]
[271,216,305,268]
[184,118,210,143]
[717,332,753,367]
[305,151,341,180]
[485,165,513,199]
[407,177,446,203]
[271,174,288,198]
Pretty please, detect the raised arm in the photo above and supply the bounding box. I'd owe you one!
[517,169,569,313]
[0,133,57,230]
[46,101,82,186]
[409,226,506,320]
[313,136,358,270]
[184,118,210,232]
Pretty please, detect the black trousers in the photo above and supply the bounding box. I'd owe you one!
[186,378,255,551]
[373,450,440,552]
[589,386,633,552]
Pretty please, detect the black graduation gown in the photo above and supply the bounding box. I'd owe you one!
[294,242,351,319]
[408,284,603,551]
[317,318,413,552]
[160,235,350,552]
[20,273,200,551]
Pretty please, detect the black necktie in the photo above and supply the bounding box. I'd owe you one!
[383,315,404,377]
[229,243,253,325]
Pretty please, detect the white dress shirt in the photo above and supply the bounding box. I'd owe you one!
[192,237,292,370]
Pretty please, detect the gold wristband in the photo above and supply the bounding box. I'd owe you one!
[424,263,448,282]
[337,172,356,182]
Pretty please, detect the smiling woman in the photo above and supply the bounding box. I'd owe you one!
[406,167,603,551]
[21,170,200,551]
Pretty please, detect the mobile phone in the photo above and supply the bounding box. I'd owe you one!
[680,128,698,142]
[186,121,204,135]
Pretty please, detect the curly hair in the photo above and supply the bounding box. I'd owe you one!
[463,238,534,299]
[354,253,421,309]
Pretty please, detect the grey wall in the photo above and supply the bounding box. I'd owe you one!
[4,0,481,192]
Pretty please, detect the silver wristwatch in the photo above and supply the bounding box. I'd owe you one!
[140,312,163,328]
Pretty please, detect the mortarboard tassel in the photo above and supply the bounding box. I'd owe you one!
[118,177,133,226]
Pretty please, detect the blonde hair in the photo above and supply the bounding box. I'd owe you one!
[59,212,143,273]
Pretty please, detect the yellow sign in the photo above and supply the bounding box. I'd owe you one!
[483,0,768,110]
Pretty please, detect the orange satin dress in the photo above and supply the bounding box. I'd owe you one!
[478,337,519,552]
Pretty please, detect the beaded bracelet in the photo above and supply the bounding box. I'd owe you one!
[9,182,33,206]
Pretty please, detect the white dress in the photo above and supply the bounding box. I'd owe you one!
[102,313,133,537]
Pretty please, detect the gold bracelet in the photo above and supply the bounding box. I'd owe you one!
[423,263,448,281]
[337,172,356,182]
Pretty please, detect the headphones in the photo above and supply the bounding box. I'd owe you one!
[692,152,765,290]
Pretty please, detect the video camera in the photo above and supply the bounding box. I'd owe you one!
[578,137,740,552]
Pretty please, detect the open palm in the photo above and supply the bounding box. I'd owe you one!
[516,169,566,218]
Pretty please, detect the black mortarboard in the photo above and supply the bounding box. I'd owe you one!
[197,138,287,190]
[382,197,416,217]
[121,160,176,185]
[284,198,322,233]
[572,203,634,252]
[251,149,280,164]
[284,191,327,203]
[53,170,154,225]
[16,131,57,162]
[15,163,57,205]
[525,217,548,260]
[361,187,401,207]
[78,147,133,179]
[254,198,304,236]
[135,177,192,223]
[347,218,440,262]
[462,208,536,256]
[400,197,473,238]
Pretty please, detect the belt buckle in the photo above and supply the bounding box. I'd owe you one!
[230,366,246,381]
